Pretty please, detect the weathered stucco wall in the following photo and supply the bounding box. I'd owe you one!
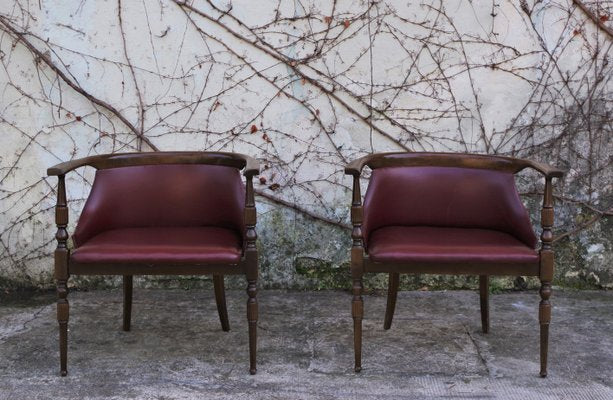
[0,0,611,290]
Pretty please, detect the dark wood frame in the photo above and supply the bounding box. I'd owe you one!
[345,152,564,377]
[47,151,260,376]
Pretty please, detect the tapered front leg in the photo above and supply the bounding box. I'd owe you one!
[384,272,399,330]
[123,275,133,331]
[57,278,69,376]
[352,275,364,372]
[479,275,489,333]
[246,278,258,375]
[539,281,551,377]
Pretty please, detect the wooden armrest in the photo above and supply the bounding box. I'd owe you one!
[345,153,392,176]
[47,156,99,176]
[239,154,260,178]
[345,156,368,177]
[523,160,565,179]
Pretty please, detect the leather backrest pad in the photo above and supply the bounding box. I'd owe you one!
[72,164,245,246]
[362,166,537,248]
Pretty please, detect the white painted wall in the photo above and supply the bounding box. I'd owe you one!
[0,0,611,287]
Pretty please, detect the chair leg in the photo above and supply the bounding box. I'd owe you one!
[352,276,364,372]
[123,275,133,332]
[57,277,69,376]
[479,275,489,334]
[213,274,230,332]
[247,278,258,375]
[539,280,552,377]
[384,272,399,330]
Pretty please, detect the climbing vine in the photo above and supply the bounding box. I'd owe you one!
[0,0,611,286]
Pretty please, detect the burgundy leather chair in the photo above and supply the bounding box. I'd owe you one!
[47,152,260,375]
[345,152,564,377]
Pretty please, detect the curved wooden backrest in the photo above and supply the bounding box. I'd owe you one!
[47,151,259,177]
[346,152,564,178]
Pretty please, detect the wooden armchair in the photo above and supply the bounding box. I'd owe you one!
[345,152,564,377]
[47,152,260,375]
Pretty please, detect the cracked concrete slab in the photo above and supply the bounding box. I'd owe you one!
[0,289,611,399]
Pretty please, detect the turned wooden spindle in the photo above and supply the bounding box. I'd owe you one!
[54,175,70,376]
[539,176,555,377]
[350,174,364,372]
[244,174,259,375]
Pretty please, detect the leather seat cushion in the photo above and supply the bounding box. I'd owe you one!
[368,226,538,264]
[71,227,242,264]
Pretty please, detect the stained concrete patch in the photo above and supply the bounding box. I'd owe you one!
[0,290,611,399]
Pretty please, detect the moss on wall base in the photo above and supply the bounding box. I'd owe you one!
[7,200,609,292]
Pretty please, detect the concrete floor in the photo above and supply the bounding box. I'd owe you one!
[0,289,611,399]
